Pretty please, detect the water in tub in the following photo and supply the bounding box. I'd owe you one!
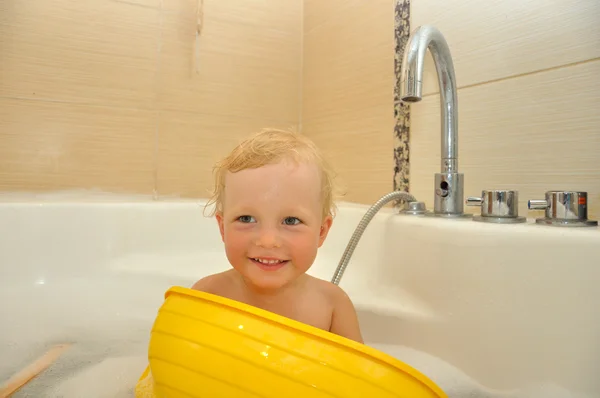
[1,269,591,397]
[1,270,191,397]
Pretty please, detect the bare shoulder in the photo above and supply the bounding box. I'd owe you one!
[303,274,337,296]
[191,270,235,295]
[307,276,364,344]
[308,275,353,304]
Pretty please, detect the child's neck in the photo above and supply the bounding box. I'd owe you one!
[239,273,306,305]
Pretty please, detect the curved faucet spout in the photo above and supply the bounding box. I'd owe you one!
[400,25,458,174]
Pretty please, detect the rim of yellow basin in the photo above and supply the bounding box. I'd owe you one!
[163,286,448,398]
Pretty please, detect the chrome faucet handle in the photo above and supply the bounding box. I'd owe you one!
[466,189,526,223]
[528,191,598,227]
[527,200,548,210]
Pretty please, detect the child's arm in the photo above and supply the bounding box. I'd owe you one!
[329,286,364,344]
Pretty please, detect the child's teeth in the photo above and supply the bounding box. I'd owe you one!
[256,258,282,264]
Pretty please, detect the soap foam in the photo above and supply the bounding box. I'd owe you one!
[2,273,191,398]
[370,343,592,398]
[12,342,592,398]
[10,344,147,398]
[2,274,592,398]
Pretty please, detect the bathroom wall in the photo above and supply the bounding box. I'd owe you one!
[407,0,600,219]
[4,1,597,219]
[0,0,302,198]
[302,0,397,204]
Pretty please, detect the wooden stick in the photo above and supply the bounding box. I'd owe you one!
[0,344,71,398]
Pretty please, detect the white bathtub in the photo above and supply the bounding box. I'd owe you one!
[1,193,599,397]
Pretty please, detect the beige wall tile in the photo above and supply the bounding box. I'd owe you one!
[163,0,303,33]
[154,0,303,198]
[303,0,364,33]
[0,0,302,196]
[156,111,298,198]
[410,60,600,220]
[303,0,395,121]
[302,0,396,204]
[6,0,597,212]
[0,98,155,193]
[0,1,160,109]
[158,0,302,122]
[303,105,395,205]
[411,0,600,95]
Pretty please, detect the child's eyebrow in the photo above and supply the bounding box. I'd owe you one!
[228,207,315,218]
[282,207,315,219]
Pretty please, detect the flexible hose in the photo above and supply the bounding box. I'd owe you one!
[330,191,416,285]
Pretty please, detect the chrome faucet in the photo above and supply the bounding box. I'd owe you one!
[400,25,467,217]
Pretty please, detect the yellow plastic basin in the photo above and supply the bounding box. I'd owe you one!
[135,286,448,398]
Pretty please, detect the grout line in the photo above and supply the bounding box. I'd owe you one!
[194,0,204,75]
[421,57,600,98]
[0,94,297,126]
[0,95,154,112]
[152,0,164,201]
[149,107,299,124]
[110,0,157,9]
[298,0,304,133]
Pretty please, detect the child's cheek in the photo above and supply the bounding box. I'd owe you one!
[288,230,319,258]
[227,224,258,252]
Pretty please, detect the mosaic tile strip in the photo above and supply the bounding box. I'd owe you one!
[393,0,411,194]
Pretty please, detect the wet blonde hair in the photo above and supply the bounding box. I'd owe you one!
[205,128,338,219]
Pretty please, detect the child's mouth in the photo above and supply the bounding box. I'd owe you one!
[250,257,289,271]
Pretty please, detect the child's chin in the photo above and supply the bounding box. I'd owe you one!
[247,273,293,291]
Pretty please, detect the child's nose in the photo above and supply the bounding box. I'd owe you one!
[255,226,281,248]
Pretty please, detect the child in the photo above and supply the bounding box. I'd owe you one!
[192,128,364,343]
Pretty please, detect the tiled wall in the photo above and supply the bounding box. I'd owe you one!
[302,0,600,220]
[302,0,397,204]
[3,0,598,220]
[0,0,302,197]
[407,0,600,220]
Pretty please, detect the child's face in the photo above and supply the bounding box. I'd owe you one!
[216,160,333,291]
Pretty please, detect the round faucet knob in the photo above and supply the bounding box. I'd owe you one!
[466,190,520,218]
[528,191,597,227]
[465,189,525,223]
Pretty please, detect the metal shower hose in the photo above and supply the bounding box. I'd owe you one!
[330,190,416,285]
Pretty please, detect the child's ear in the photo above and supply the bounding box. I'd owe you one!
[215,212,225,242]
[318,215,333,247]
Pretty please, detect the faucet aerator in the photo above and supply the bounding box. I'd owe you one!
[401,96,422,103]
[400,78,423,102]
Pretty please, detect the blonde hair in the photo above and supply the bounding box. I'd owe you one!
[205,128,338,219]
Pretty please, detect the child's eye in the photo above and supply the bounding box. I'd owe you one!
[283,217,301,226]
[237,215,255,223]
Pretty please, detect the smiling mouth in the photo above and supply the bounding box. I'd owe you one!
[250,258,288,264]
[249,257,289,269]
